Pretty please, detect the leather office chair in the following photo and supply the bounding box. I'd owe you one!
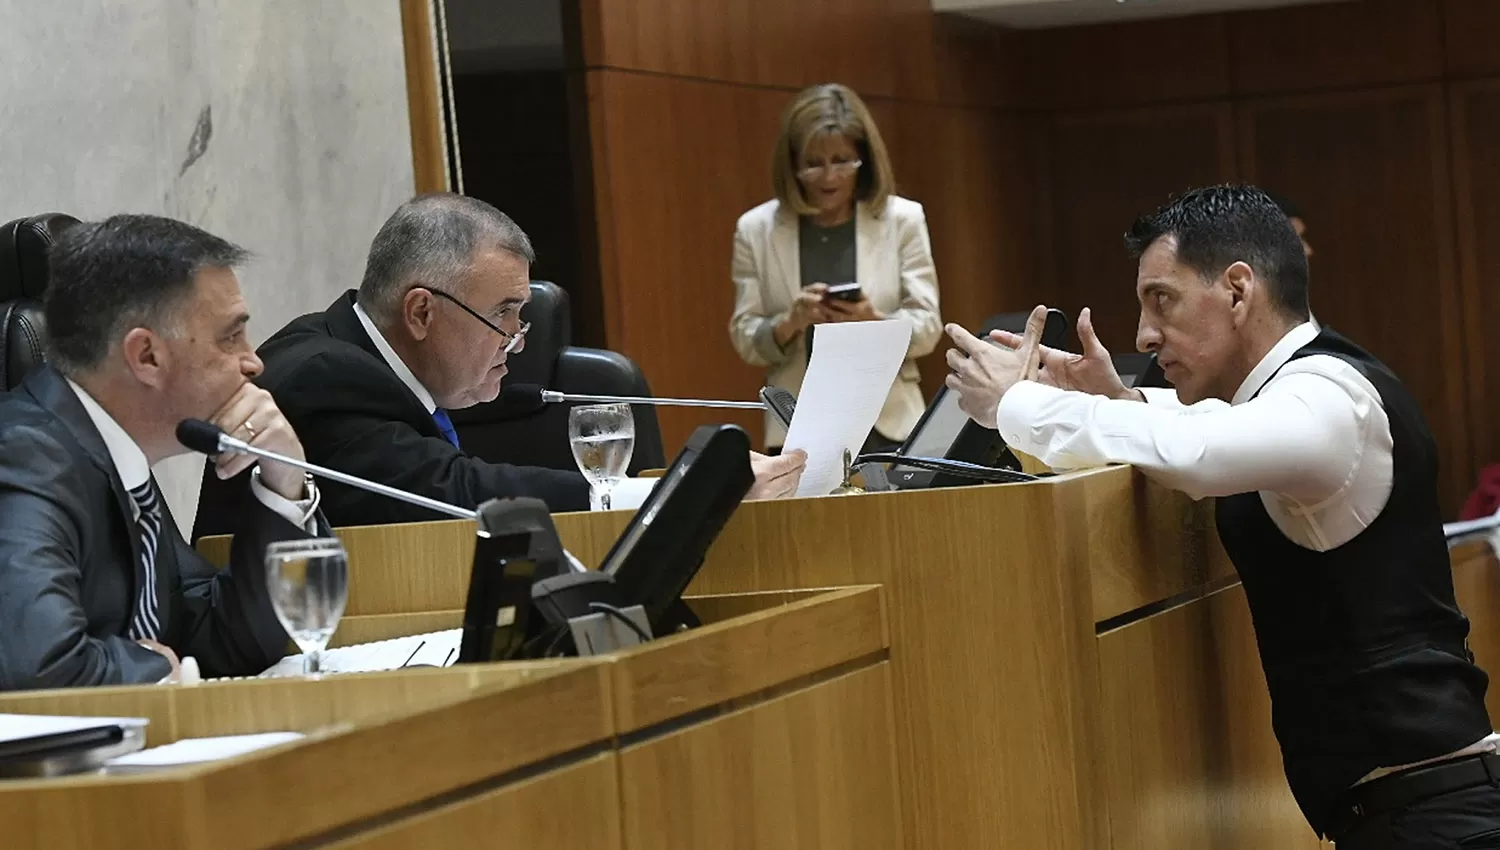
[980,311,1031,336]
[0,213,79,390]
[449,281,666,473]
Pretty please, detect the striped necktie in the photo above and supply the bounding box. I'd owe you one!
[126,480,163,641]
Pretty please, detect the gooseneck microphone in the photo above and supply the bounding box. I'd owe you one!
[176,419,477,521]
[500,383,765,412]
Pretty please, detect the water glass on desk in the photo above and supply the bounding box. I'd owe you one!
[265,538,349,677]
[568,403,635,510]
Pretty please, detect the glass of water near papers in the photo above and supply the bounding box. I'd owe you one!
[265,538,349,677]
[568,403,635,510]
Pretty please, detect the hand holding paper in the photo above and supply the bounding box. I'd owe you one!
[782,319,912,496]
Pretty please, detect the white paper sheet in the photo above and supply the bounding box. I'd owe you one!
[106,732,304,770]
[258,628,462,678]
[591,477,658,512]
[0,714,148,746]
[783,320,912,496]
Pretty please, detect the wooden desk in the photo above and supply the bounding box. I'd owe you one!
[201,467,1500,849]
[1453,538,1500,719]
[0,588,899,850]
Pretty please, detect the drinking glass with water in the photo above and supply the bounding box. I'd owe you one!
[265,538,349,677]
[568,403,635,510]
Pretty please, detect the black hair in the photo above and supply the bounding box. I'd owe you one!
[45,214,249,373]
[1125,184,1310,320]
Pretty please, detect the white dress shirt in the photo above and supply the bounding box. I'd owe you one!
[352,299,654,510]
[996,323,1391,551]
[995,322,1497,777]
[354,300,437,414]
[66,379,319,530]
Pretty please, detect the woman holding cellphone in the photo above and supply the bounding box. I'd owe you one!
[728,83,942,453]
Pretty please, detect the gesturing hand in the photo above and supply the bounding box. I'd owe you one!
[944,305,1047,429]
[988,307,1138,401]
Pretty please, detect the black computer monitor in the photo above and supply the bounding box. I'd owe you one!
[1113,352,1170,389]
[887,311,1069,490]
[599,423,755,635]
[886,387,1019,490]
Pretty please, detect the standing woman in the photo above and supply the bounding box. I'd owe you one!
[729,83,941,452]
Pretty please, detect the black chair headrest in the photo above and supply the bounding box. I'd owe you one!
[0,213,80,302]
[501,281,572,390]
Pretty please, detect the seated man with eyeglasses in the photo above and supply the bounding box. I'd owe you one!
[194,194,806,536]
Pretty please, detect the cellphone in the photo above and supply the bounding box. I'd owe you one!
[759,386,797,430]
[823,282,862,303]
[966,308,1069,356]
[1040,308,1067,349]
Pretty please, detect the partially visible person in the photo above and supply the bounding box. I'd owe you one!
[1269,192,1314,259]
[729,82,941,454]
[947,185,1498,848]
[194,194,804,536]
[1269,192,1317,329]
[0,215,323,690]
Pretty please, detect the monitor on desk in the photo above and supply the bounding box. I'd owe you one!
[1113,352,1171,389]
[886,386,1020,490]
[886,310,1070,490]
[599,423,755,635]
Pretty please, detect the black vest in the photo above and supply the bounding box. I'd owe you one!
[1214,329,1492,836]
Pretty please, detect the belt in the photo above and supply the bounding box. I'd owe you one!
[1325,751,1500,840]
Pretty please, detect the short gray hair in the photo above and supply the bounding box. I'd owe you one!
[358,193,534,325]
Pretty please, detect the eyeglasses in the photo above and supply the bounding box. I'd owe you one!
[796,159,862,181]
[423,288,530,354]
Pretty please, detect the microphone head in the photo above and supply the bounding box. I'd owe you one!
[497,383,547,416]
[176,419,226,455]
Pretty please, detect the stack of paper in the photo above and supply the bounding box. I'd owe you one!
[105,732,304,773]
[258,628,462,678]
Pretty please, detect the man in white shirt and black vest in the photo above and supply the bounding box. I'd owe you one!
[944,184,1500,848]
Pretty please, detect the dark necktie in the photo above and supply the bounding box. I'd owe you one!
[126,480,163,641]
[432,408,461,449]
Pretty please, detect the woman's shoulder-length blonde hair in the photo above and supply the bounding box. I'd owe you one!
[770,83,895,218]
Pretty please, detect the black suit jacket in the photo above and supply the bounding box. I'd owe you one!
[194,291,587,539]
[0,366,305,690]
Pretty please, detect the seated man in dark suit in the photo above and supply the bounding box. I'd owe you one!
[195,194,805,532]
[0,215,324,690]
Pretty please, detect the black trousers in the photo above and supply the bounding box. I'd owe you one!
[1337,784,1500,849]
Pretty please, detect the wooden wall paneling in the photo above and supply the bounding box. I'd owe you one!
[586,71,787,453]
[321,755,623,850]
[1094,586,1318,850]
[1238,86,1471,513]
[1441,0,1500,79]
[400,0,449,193]
[923,14,1027,109]
[1228,0,1444,97]
[1043,105,1238,352]
[1451,80,1500,474]
[1450,540,1500,720]
[617,664,904,850]
[1020,15,1232,111]
[1204,586,1325,850]
[577,0,932,98]
[571,69,616,350]
[886,101,1045,399]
